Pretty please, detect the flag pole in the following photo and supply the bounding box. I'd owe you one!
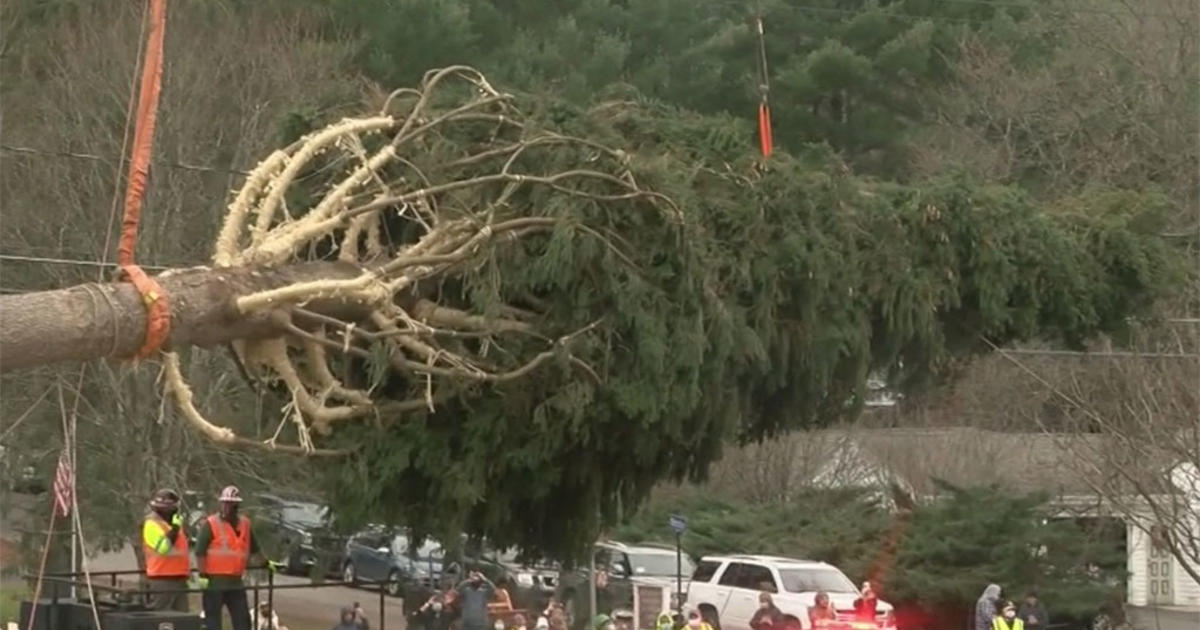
[55,382,78,600]
[69,427,77,600]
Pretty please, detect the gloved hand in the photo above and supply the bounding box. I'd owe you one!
[266,559,284,573]
[190,575,210,590]
[170,513,184,527]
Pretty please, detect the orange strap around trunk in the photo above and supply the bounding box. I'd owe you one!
[118,0,170,359]
[758,102,773,159]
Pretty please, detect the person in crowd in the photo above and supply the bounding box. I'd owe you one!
[352,602,370,630]
[808,591,837,626]
[142,489,191,612]
[457,570,497,630]
[411,592,454,630]
[253,602,288,630]
[975,585,1002,630]
[512,614,531,630]
[536,617,550,630]
[540,595,565,627]
[750,592,784,630]
[489,578,514,613]
[591,615,616,630]
[591,567,617,622]
[333,607,361,630]
[992,601,1023,630]
[654,612,674,630]
[852,581,878,621]
[1017,590,1048,630]
[684,610,714,630]
[548,607,569,630]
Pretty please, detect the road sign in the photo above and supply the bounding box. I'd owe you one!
[669,514,688,534]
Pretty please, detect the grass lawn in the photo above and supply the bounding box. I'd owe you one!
[0,582,29,625]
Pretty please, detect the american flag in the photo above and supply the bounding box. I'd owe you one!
[52,448,73,517]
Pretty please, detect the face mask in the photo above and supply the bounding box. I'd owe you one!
[494,623,505,630]
[431,604,443,612]
[1004,612,1016,620]
[760,603,770,610]
[688,620,701,629]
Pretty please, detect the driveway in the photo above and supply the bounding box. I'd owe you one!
[88,547,408,630]
[1126,605,1200,630]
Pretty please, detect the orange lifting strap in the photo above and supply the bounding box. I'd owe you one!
[118,0,170,359]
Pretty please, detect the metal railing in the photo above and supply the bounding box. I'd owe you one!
[24,565,400,630]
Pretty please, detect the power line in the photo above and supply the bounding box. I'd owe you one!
[0,143,250,176]
[921,0,1179,19]
[0,253,176,271]
[999,348,1199,359]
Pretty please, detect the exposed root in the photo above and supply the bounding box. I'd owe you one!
[163,352,347,456]
[163,66,671,455]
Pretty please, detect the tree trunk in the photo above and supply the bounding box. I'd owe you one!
[0,261,366,372]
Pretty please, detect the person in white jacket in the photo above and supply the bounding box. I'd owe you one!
[252,602,289,630]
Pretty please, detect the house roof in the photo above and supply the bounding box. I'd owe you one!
[806,427,1138,498]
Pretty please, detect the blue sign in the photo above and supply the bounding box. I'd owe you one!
[669,514,688,534]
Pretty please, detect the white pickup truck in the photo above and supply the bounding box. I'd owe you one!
[684,555,895,630]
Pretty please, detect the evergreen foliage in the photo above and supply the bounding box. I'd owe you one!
[314,91,1184,561]
[613,485,1124,626]
[314,0,1044,176]
[885,483,1126,623]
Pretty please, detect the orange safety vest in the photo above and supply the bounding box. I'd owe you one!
[202,514,251,577]
[143,513,190,578]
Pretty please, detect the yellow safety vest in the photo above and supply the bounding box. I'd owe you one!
[993,617,1024,630]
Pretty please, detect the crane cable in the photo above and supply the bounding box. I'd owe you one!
[754,9,773,158]
[118,0,171,359]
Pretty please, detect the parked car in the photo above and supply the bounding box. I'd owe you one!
[559,541,695,623]
[387,537,560,614]
[184,492,345,577]
[684,555,895,630]
[341,528,442,598]
[260,498,346,577]
[468,545,560,611]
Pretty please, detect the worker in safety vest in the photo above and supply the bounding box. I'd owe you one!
[143,488,191,611]
[992,601,1024,630]
[194,485,276,630]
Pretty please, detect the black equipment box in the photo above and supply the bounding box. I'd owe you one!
[19,599,102,630]
[101,610,203,630]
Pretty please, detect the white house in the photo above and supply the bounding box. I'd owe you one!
[792,427,1200,610]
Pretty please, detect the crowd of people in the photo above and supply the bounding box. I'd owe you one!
[975,585,1050,630]
[407,572,571,630]
[141,486,1054,630]
[743,580,880,630]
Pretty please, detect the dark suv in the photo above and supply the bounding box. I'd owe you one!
[395,539,560,613]
[342,528,443,599]
[559,541,694,622]
[260,497,346,577]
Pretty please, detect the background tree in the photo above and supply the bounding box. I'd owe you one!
[0,0,355,560]
[885,483,1126,629]
[0,0,1192,565]
[615,484,1124,630]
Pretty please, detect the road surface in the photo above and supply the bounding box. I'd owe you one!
[89,547,408,630]
[1126,605,1200,630]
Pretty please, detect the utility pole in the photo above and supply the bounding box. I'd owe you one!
[668,514,687,615]
[588,550,596,623]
